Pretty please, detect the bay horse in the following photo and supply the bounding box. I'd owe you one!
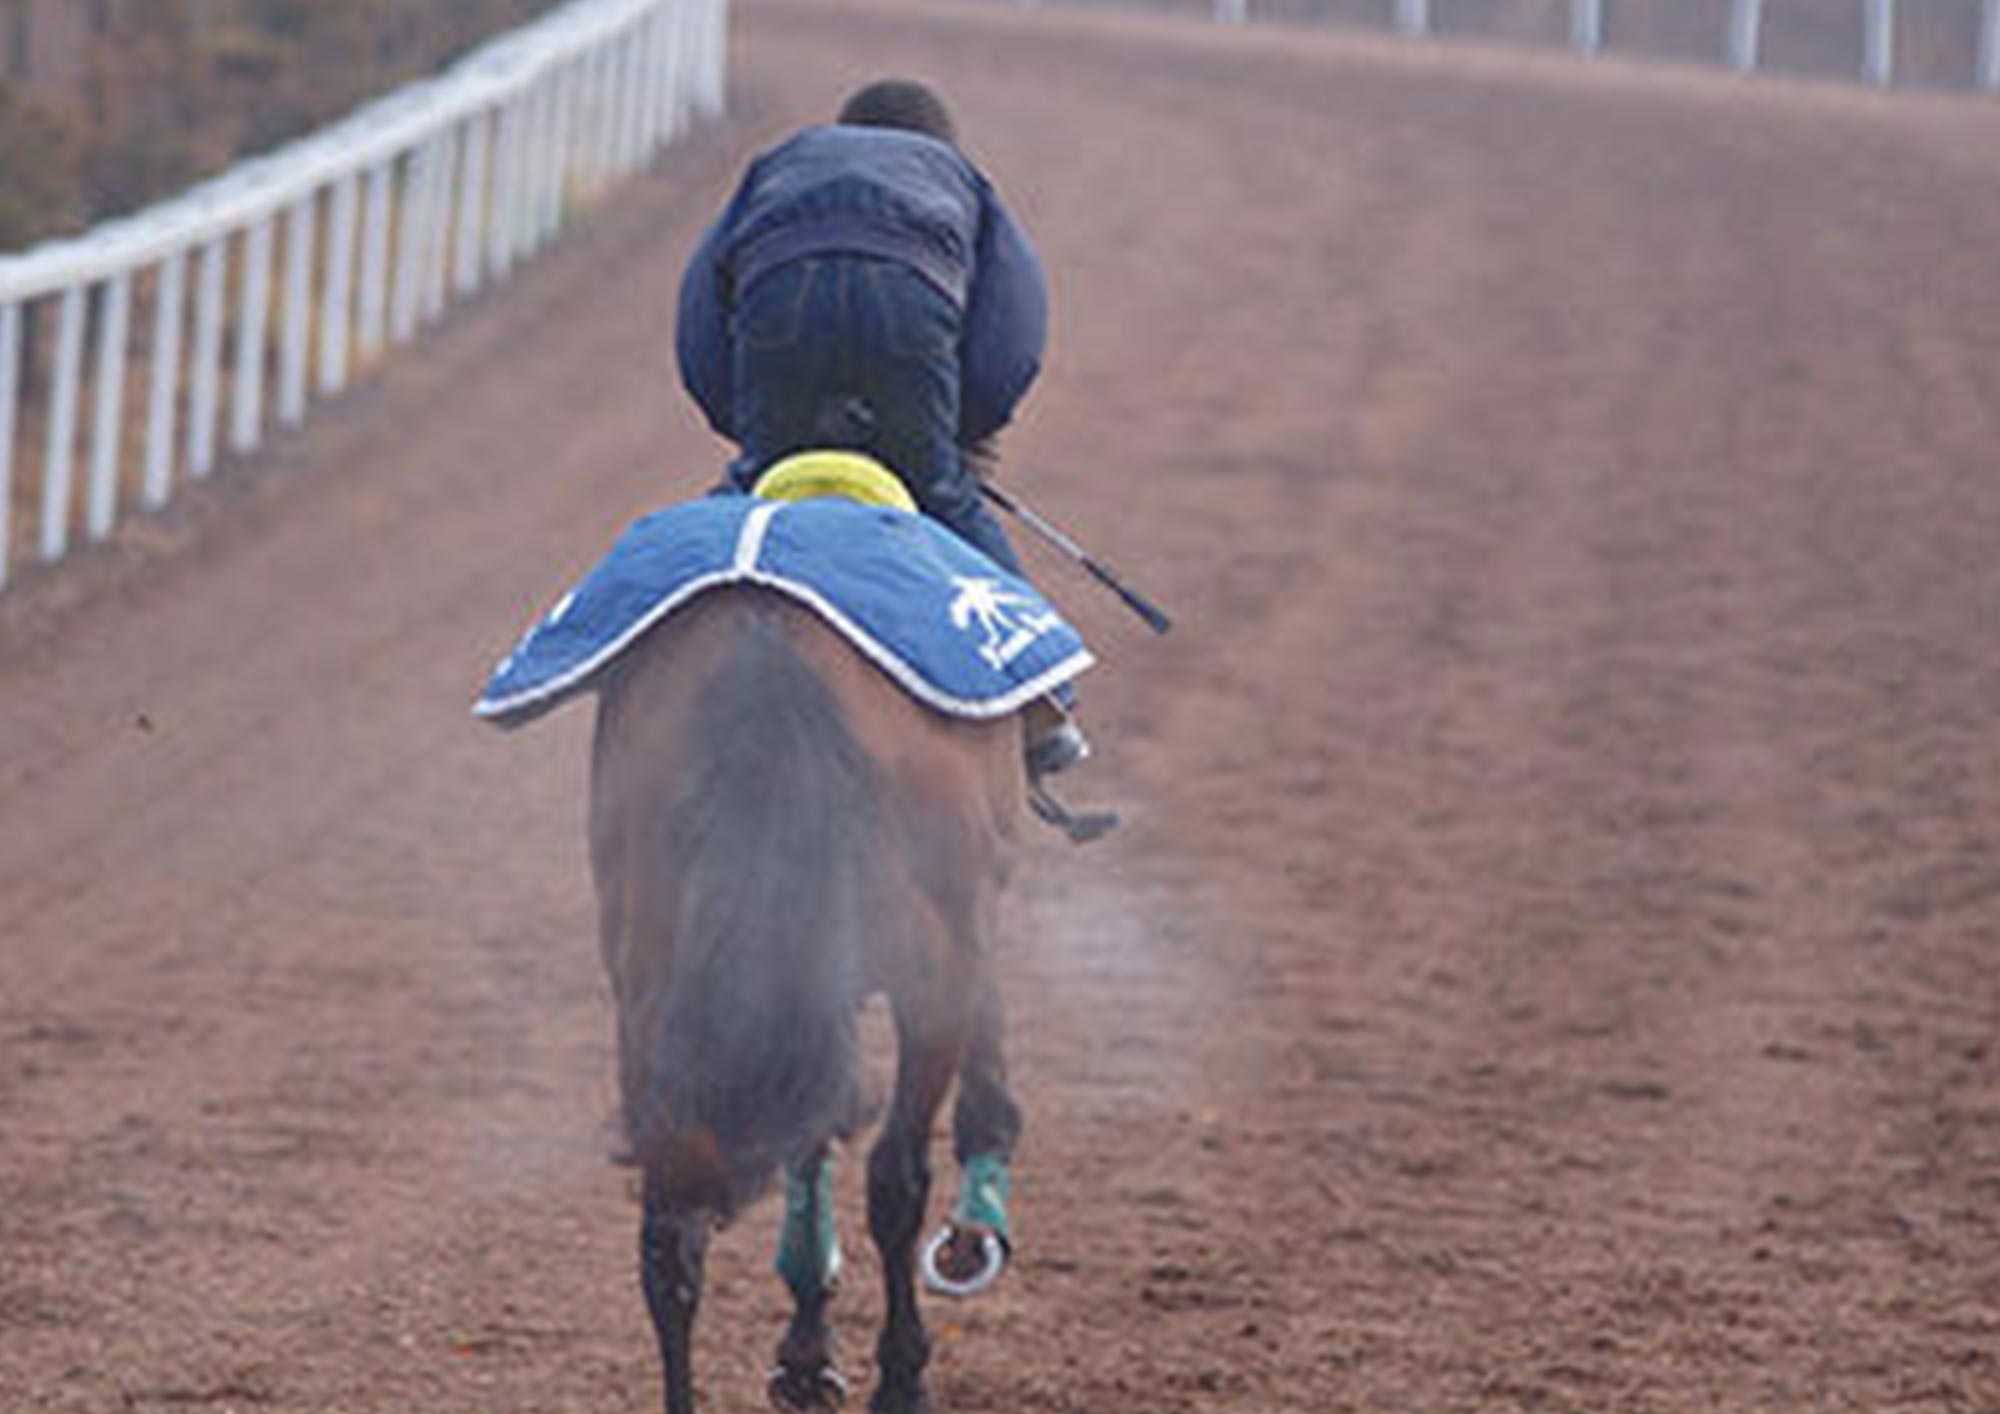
[587,581,1027,1413]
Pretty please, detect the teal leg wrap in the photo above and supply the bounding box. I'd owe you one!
[954,1154,1012,1250]
[774,1156,841,1298]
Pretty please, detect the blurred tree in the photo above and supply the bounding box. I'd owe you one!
[2,0,565,248]
[0,86,82,248]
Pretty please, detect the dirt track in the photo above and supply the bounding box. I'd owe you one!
[5,2,2000,1409]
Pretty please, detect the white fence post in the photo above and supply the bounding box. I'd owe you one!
[358,162,395,357]
[612,28,641,176]
[671,2,695,126]
[1572,0,1603,56]
[644,11,672,151]
[510,95,547,261]
[1396,0,1429,38]
[39,286,87,562]
[1980,0,2000,88]
[86,272,134,540]
[590,50,615,188]
[484,107,520,284]
[654,8,683,143]
[550,62,581,216]
[230,221,272,457]
[551,70,579,231]
[394,145,436,344]
[528,92,554,254]
[701,0,727,118]
[189,236,227,475]
[534,75,568,245]
[144,253,187,509]
[586,45,613,181]
[278,194,315,429]
[568,55,598,195]
[1863,0,1894,85]
[0,303,19,590]
[1729,0,1764,72]
[454,118,492,298]
[410,140,444,331]
[423,133,460,322]
[618,29,643,167]
[1213,0,1246,22]
[502,97,530,254]
[664,7,688,141]
[626,22,654,165]
[319,173,359,396]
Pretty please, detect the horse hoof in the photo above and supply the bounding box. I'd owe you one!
[867,1384,934,1414]
[768,1361,850,1412]
[920,1222,1008,1297]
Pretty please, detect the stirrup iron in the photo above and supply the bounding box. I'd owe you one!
[1028,777,1118,844]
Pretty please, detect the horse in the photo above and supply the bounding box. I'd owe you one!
[586,580,1030,1413]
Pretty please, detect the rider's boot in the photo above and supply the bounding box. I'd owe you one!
[1022,696,1089,779]
[1022,692,1115,842]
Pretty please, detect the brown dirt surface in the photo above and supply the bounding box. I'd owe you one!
[5,1,2000,1409]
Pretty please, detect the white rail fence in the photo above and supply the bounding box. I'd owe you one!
[1201,0,2000,91]
[0,0,728,594]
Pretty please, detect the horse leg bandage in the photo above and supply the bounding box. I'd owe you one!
[774,1156,842,1298]
[953,1153,1012,1252]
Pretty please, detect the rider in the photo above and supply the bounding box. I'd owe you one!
[674,77,1087,778]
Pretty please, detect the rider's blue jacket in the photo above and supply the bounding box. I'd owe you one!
[675,124,1048,447]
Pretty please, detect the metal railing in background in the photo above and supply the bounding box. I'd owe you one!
[0,0,728,593]
[1205,0,2000,93]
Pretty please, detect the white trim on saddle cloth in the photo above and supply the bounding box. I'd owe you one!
[474,498,1094,727]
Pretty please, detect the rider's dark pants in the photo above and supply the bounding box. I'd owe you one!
[725,254,1027,577]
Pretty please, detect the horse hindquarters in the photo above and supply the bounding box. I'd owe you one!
[592,594,881,1208]
[590,596,886,1412]
[590,590,1023,1412]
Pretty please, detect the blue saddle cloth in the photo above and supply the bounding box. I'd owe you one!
[475,496,1093,727]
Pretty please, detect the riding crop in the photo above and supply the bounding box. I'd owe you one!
[979,483,1173,634]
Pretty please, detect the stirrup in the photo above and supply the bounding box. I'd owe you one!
[1025,718,1089,778]
[1028,777,1118,844]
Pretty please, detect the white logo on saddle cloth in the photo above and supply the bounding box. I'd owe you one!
[948,577,1062,671]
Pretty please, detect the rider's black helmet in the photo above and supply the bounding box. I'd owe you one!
[836,79,958,148]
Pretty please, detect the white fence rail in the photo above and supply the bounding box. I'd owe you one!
[1204,0,2000,93]
[0,0,728,593]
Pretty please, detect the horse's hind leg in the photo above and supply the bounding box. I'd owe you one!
[640,1168,712,1414]
[769,1145,849,1411]
[952,969,1023,1174]
[924,971,1020,1297]
[867,1008,962,1414]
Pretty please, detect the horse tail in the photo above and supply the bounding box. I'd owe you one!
[635,602,876,1214]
